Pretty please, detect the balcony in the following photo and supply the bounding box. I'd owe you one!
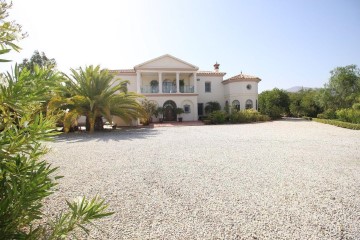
[141,86,159,93]
[141,85,194,94]
[180,85,194,93]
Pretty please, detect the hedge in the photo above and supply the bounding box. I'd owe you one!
[313,118,360,130]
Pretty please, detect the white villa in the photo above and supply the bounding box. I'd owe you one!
[110,54,261,125]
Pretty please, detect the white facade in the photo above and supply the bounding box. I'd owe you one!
[110,54,261,125]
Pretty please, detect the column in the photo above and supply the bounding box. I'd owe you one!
[176,72,180,93]
[158,72,163,93]
[193,72,197,93]
[136,72,141,93]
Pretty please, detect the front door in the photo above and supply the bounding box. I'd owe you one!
[163,100,177,121]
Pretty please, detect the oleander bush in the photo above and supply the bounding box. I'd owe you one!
[0,66,114,239]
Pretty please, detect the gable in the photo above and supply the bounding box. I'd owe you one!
[134,54,199,71]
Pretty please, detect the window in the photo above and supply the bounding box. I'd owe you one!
[232,100,240,111]
[205,82,211,92]
[184,105,191,113]
[150,80,159,93]
[246,84,252,90]
[245,99,253,109]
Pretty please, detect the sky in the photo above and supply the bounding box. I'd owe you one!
[1,0,360,92]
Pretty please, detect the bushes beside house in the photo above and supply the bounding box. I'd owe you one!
[205,109,270,125]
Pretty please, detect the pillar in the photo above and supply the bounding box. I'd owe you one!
[193,72,197,93]
[136,72,141,93]
[176,72,180,93]
[158,72,163,93]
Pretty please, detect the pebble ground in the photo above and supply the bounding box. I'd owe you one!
[44,120,360,239]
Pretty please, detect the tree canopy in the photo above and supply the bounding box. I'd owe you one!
[318,65,360,110]
[259,88,290,119]
[19,50,57,71]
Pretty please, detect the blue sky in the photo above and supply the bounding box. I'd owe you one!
[1,0,359,92]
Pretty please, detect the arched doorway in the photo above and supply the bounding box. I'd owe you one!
[163,100,177,121]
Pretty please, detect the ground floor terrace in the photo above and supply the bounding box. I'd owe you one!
[45,120,360,239]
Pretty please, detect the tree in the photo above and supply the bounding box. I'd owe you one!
[0,1,27,62]
[205,101,221,114]
[318,65,360,110]
[289,90,322,117]
[50,65,145,133]
[19,50,57,71]
[259,88,290,119]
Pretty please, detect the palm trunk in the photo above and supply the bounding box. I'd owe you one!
[86,115,95,133]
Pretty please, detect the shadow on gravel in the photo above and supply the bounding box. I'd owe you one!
[54,127,158,143]
[280,117,312,122]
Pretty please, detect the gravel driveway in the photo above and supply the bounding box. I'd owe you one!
[44,120,360,239]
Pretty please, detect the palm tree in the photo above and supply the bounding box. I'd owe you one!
[49,65,145,133]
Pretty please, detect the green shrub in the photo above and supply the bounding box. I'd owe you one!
[317,109,337,119]
[336,108,360,124]
[208,110,226,124]
[313,118,360,130]
[230,109,270,123]
[352,103,360,111]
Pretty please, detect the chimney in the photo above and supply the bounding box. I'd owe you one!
[214,62,220,73]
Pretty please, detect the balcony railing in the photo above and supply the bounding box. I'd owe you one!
[140,85,194,94]
[141,86,159,93]
[180,85,194,93]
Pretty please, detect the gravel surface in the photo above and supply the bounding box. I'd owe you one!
[44,120,360,239]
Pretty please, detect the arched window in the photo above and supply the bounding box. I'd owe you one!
[245,99,253,109]
[150,80,159,93]
[232,100,240,111]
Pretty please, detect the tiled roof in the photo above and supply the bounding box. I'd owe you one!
[109,69,135,74]
[224,73,261,82]
[197,71,226,76]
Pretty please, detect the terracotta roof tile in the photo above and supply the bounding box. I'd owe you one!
[109,69,135,74]
[197,71,226,76]
[224,73,261,81]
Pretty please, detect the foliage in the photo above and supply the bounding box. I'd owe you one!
[0,65,113,239]
[229,109,270,123]
[175,107,184,116]
[259,88,290,119]
[336,108,360,124]
[208,110,226,124]
[289,90,322,117]
[0,0,27,61]
[0,5,113,238]
[204,101,221,114]
[19,50,57,72]
[317,109,336,120]
[141,99,157,125]
[317,65,360,110]
[0,64,65,131]
[49,65,145,133]
[205,109,270,125]
[313,118,360,130]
